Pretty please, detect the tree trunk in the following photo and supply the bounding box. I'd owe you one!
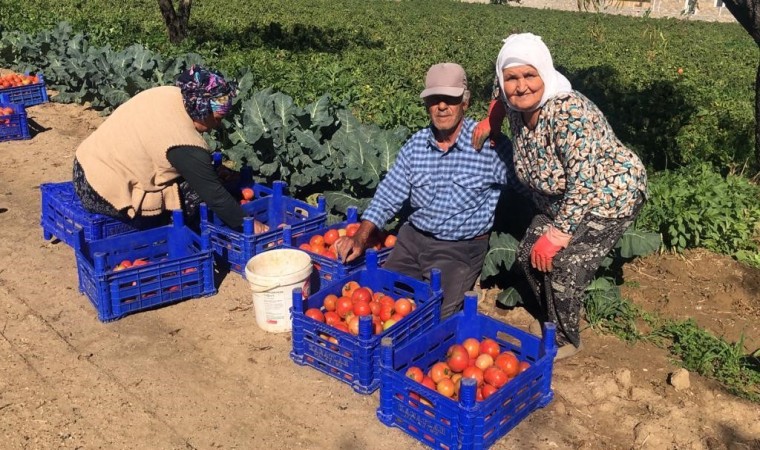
[157,0,193,44]
[721,0,760,169]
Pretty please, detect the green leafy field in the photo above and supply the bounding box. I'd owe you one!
[2,0,757,170]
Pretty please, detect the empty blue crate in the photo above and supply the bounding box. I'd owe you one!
[0,72,49,107]
[290,251,443,394]
[376,293,557,450]
[282,206,394,292]
[74,210,216,322]
[0,94,30,142]
[40,182,148,247]
[200,180,327,275]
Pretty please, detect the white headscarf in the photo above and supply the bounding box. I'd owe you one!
[495,33,572,112]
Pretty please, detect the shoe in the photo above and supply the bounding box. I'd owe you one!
[528,319,542,337]
[555,341,584,361]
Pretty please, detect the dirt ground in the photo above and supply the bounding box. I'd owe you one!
[1,99,759,450]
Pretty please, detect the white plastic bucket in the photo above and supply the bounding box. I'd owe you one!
[244,249,312,333]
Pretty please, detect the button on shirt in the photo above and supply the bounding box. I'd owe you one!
[362,117,512,241]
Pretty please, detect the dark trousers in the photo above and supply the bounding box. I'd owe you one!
[515,200,643,347]
[383,223,489,320]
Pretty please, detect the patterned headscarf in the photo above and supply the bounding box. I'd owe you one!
[176,65,238,120]
[495,33,572,112]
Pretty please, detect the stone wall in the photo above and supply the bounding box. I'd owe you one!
[460,0,738,23]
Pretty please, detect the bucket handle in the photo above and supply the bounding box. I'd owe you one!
[252,281,286,293]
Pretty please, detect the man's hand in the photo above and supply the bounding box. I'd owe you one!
[334,220,378,263]
[253,220,269,234]
[334,236,365,263]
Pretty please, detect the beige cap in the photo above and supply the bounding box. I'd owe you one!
[420,63,468,99]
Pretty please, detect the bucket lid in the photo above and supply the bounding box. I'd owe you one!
[245,248,311,278]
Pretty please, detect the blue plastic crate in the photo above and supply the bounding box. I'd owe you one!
[40,182,157,247]
[376,294,557,450]
[0,95,30,142]
[0,73,48,107]
[74,211,217,322]
[282,207,393,292]
[201,180,327,275]
[290,251,443,394]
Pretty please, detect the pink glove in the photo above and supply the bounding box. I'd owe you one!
[472,99,507,151]
[530,226,572,272]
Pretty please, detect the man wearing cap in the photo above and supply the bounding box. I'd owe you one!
[335,62,513,319]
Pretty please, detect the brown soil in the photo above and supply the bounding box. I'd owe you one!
[0,99,758,450]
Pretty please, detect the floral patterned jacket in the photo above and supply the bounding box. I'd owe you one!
[505,91,647,234]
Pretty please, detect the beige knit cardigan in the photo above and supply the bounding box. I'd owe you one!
[75,86,209,217]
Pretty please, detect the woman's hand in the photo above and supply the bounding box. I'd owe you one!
[472,119,492,150]
[472,99,507,151]
[530,226,572,272]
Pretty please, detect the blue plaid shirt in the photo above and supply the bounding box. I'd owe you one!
[362,117,512,241]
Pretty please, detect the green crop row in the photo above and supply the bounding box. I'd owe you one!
[1,0,757,173]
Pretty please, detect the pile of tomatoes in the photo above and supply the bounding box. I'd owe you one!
[304,280,417,337]
[298,225,396,261]
[0,105,14,126]
[405,338,531,403]
[0,72,39,89]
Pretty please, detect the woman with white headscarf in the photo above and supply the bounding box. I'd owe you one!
[473,33,648,360]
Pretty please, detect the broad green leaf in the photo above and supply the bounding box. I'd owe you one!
[616,228,662,258]
[496,287,523,308]
[323,191,371,215]
[481,232,519,280]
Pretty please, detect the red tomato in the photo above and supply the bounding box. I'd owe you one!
[481,383,498,400]
[479,338,501,358]
[333,321,350,334]
[335,296,354,318]
[462,366,484,386]
[323,294,338,311]
[342,281,360,298]
[518,361,531,373]
[394,298,413,317]
[462,338,481,359]
[379,305,394,322]
[299,243,312,252]
[475,354,494,370]
[494,352,520,377]
[436,378,455,398]
[351,287,373,304]
[429,362,452,383]
[368,300,382,316]
[372,316,383,334]
[304,308,325,323]
[379,296,395,310]
[309,234,325,249]
[384,234,397,248]
[132,259,149,267]
[447,351,469,373]
[483,367,508,388]
[352,299,372,316]
[346,223,361,237]
[241,187,254,200]
[347,316,360,335]
[406,366,424,383]
[324,311,341,326]
[323,229,339,246]
[119,260,133,268]
[421,376,437,392]
[446,344,468,358]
